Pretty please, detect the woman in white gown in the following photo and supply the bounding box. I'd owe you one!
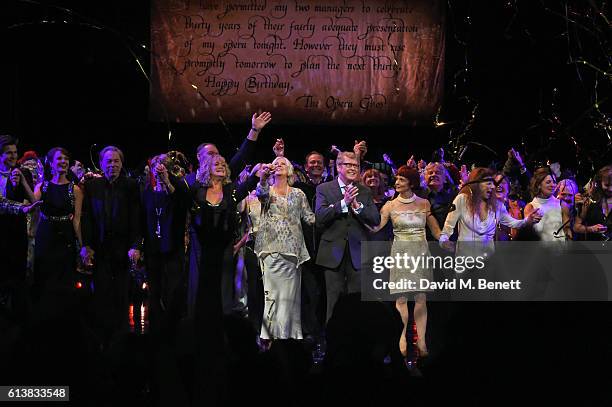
[525,167,571,242]
[440,168,542,250]
[370,166,441,358]
[255,157,315,341]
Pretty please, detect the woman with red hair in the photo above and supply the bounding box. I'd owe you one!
[440,168,542,249]
[370,165,442,359]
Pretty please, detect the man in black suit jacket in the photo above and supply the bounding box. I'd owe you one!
[0,135,35,320]
[315,151,380,322]
[81,146,142,346]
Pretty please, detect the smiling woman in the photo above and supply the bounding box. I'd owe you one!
[32,147,84,302]
[525,167,568,242]
[440,168,543,249]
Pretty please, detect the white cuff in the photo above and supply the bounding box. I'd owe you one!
[341,199,348,213]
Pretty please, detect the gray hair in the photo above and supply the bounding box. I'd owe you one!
[99,145,125,164]
[272,156,295,186]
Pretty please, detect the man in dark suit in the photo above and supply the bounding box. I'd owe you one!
[315,151,380,322]
[81,145,142,347]
[0,135,35,321]
[293,151,328,338]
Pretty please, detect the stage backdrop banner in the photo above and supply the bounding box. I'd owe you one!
[150,0,444,125]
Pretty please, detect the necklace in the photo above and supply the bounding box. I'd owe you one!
[397,194,416,204]
[155,207,163,238]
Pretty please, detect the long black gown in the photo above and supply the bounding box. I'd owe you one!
[33,181,77,298]
[191,176,257,405]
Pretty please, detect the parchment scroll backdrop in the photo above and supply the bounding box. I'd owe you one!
[150,0,445,125]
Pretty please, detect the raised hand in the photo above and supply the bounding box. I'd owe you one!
[249,163,263,177]
[406,155,416,169]
[272,138,285,157]
[353,140,367,160]
[460,164,469,185]
[252,111,272,130]
[509,148,525,168]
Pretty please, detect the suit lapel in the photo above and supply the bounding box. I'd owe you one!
[333,178,343,202]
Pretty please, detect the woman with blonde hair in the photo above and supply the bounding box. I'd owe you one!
[255,156,315,340]
[191,152,259,328]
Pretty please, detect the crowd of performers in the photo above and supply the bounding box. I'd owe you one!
[1,112,611,367]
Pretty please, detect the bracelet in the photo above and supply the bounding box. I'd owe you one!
[251,127,260,132]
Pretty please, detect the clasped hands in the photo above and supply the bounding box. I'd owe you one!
[343,184,362,211]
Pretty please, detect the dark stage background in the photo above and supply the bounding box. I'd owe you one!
[1,0,610,180]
